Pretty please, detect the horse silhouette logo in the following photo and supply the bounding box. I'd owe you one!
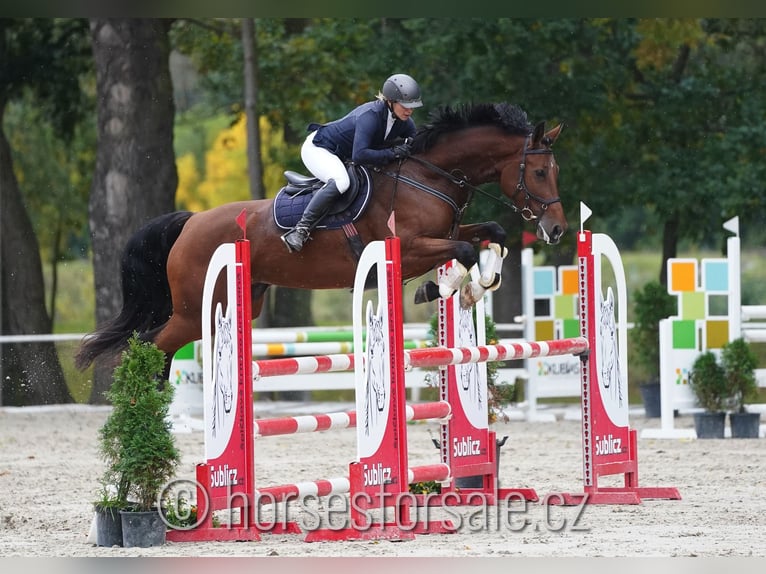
[598,287,623,407]
[456,306,482,409]
[211,302,235,438]
[363,300,387,436]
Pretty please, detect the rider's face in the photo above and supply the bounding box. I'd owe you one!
[392,102,413,121]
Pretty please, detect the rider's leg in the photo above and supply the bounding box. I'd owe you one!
[300,131,351,192]
[281,178,342,252]
[281,133,351,253]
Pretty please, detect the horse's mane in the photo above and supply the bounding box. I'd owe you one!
[411,103,533,153]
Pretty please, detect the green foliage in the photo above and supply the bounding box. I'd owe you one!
[689,351,728,413]
[409,480,441,495]
[93,483,128,516]
[631,281,677,381]
[689,339,760,414]
[1,18,92,141]
[721,337,759,413]
[167,18,766,255]
[162,496,221,528]
[97,334,180,511]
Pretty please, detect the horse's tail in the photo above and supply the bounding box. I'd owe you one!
[74,211,194,370]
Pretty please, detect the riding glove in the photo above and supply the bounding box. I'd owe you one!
[391,142,412,160]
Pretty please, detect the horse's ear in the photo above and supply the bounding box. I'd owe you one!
[542,123,564,147]
[531,121,546,148]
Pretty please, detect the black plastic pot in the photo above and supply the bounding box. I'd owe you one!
[730,411,761,439]
[95,506,123,547]
[120,509,166,547]
[639,382,661,418]
[693,411,726,439]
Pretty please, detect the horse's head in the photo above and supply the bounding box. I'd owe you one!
[412,103,568,246]
[499,121,567,244]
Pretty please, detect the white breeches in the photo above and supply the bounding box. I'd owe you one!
[301,131,351,193]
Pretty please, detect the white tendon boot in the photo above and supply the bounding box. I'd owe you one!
[460,281,486,309]
[479,242,508,290]
[439,261,468,299]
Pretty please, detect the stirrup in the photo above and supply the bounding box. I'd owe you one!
[281,226,311,253]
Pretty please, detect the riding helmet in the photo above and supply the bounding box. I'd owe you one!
[381,74,423,108]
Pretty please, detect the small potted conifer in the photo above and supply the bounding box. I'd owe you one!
[721,337,761,439]
[97,333,180,547]
[688,351,728,439]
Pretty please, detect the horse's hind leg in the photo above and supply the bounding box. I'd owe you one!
[152,312,203,374]
[251,283,270,320]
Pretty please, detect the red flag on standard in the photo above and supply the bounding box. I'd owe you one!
[387,211,396,236]
[236,209,247,239]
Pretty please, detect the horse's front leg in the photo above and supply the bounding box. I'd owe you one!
[456,221,506,246]
[405,237,480,306]
[457,222,508,292]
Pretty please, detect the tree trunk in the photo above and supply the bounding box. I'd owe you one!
[87,19,178,403]
[242,17,270,331]
[0,104,71,406]
[660,212,680,286]
[242,18,264,202]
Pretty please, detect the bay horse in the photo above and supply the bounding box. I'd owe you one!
[75,102,567,376]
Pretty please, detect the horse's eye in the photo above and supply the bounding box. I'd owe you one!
[535,169,546,178]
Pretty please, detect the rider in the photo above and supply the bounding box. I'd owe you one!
[281,73,423,253]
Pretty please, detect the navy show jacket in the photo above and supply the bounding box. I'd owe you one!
[308,100,417,166]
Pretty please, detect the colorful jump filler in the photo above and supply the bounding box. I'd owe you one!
[643,216,764,439]
[520,247,582,420]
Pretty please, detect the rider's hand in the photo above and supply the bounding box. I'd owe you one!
[391,141,412,160]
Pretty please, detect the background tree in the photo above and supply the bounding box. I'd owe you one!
[87,19,178,403]
[0,18,90,405]
[6,97,95,327]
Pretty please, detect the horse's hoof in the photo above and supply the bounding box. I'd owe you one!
[414,281,441,304]
[460,283,484,309]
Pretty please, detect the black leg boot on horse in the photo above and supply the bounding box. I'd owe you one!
[281,179,342,253]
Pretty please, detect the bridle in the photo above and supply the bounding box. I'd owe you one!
[510,134,562,222]
[385,133,561,224]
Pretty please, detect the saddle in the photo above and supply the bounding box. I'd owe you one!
[273,164,373,231]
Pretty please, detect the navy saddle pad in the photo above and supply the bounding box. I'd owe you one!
[273,165,373,230]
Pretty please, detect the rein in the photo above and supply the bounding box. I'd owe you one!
[381,134,561,227]
[379,160,471,239]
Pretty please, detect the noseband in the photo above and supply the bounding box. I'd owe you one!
[511,134,561,222]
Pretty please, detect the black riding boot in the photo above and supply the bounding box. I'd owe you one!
[281,179,342,253]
